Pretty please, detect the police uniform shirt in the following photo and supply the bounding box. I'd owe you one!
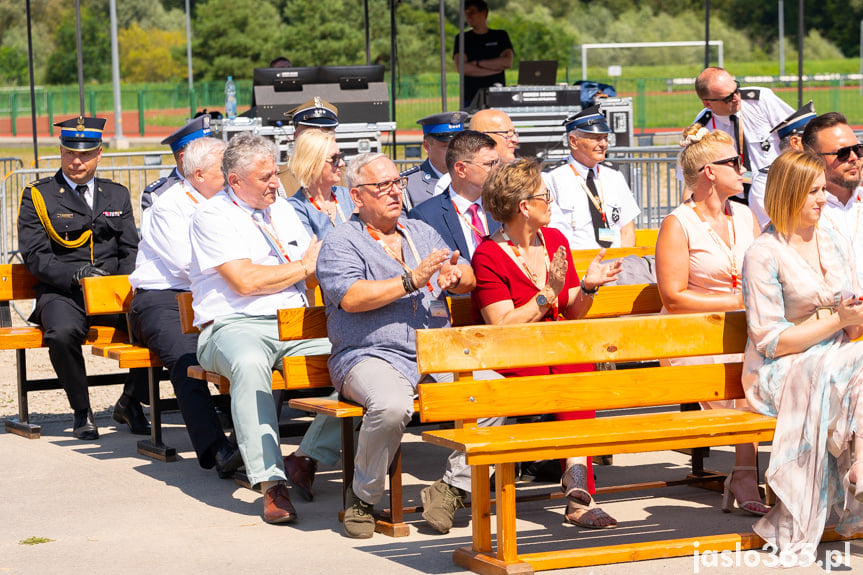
[748,168,770,229]
[694,87,794,173]
[141,168,184,211]
[545,156,640,250]
[402,158,444,210]
[129,180,206,291]
[450,187,489,258]
[189,189,310,327]
[820,187,863,283]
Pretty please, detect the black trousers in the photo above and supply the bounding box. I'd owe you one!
[38,292,147,411]
[129,289,226,468]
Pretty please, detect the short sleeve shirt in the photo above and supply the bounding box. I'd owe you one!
[317,215,467,389]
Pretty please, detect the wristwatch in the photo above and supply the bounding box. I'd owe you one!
[535,291,549,307]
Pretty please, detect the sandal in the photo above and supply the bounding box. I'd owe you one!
[564,503,618,529]
[722,466,769,516]
[560,464,592,506]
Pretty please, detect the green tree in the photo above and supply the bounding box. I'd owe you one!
[0,45,27,85]
[120,23,187,82]
[193,0,284,80]
[45,5,111,84]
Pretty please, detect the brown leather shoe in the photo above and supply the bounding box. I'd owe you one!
[263,483,297,524]
[284,452,317,501]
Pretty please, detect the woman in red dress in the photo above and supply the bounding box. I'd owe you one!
[471,158,622,528]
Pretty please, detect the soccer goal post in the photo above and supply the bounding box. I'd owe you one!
[577,41,724,81]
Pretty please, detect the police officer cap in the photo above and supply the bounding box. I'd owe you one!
[289,97,339,128]
[564,105,611,134]
[161,115,213,153]
[770,100,816,140]
[54,116,105,151]
[418,111,468,141]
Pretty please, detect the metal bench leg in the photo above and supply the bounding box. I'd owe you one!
[5,349,41,438]
[137,366,176,461]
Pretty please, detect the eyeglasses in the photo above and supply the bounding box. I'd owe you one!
[698,156,742,173]
[482,129,519,141]
[818,143,863,163]
[464,158,501,171]
[702,80,740,105]
[327,152,345,167]
[357,176,408,196]
[525,191,552,204]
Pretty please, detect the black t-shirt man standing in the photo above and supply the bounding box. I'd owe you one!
[452,0,514,108]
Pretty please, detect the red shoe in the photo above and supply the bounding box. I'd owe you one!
[263,483,297,524]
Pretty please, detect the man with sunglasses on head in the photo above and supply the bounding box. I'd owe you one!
[545,105,640,250]
[409,130,501,259]
[801,112,863,280]
[689,67,793,203]
[316,153,475,539]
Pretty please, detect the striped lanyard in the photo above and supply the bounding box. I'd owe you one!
[303,186,347,226]
[500,228,560,319]
[231,197,292,263]
[366,221,434,294]
[450,198,489,240]
[688,200,739,291]
[570,164,607,227]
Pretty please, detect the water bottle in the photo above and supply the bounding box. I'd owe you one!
[225,76,237,121]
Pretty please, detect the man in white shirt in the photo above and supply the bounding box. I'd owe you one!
[546,105,640,249]
[128,137,241,477]
[189,132,329,524]
[802,112,863,279]
[408,130,501,258]
[689,67,793,202]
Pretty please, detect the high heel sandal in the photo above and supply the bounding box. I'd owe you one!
[722,466,769,516]
[560,464,617,529]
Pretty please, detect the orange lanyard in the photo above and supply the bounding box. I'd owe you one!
[500,228,559,319]
[231,199,292,263]
[688,200,738,291]
[366,222,433,294]
[570,164,608,227]
[450,199,489,239]
[304,187,347,226]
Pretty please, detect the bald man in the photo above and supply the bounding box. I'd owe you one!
[469,109,519,163]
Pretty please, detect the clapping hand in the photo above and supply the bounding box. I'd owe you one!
[546,245,568,297]
[411,248,452,289]
[436,251,463,291]
[582,248,623,290]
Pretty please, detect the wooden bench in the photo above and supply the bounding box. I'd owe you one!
[413,312,826,573]
[286,284,665,537]
[80,275,179,460]
[1,264,130,439]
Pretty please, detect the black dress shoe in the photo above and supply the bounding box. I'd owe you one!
[214,443,243,479]
[73,409,99,440]
[112,395,151,435]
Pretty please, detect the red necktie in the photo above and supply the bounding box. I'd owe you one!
[467,203,486,246]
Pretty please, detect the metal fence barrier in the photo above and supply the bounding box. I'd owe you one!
[1,147,685,262]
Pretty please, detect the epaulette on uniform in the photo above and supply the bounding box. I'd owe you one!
[400,165,421,178]
[694,109,713,127]
[740,87,761,101]
[600,160,616,169]
[144,177,168,193]
[27,177,52,189]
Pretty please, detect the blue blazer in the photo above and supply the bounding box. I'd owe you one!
[408,188,500,261]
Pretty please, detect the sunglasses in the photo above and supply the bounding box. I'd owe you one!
[702,80,740,105]
[327,152,345,167]
[818,143,863,163]
[698,156,742,173]
[357,176,408,197]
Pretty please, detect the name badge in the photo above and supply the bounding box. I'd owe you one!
[598,228,616,243]
[429,299,449,318]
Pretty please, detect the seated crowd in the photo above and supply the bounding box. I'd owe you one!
[16,86,863,561]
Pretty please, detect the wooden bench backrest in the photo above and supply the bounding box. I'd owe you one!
[416,311,748,422]
[81,275,133,315]
[177,292,199,335]
[635,228,659,247]
[0,263,38,301]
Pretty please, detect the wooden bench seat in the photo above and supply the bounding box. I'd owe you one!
[412,312,852,573]
[1,264,132,439]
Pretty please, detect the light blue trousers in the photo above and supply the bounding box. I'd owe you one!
[197,314,331,488]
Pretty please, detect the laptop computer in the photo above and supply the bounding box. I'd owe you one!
[517,60,559,86]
